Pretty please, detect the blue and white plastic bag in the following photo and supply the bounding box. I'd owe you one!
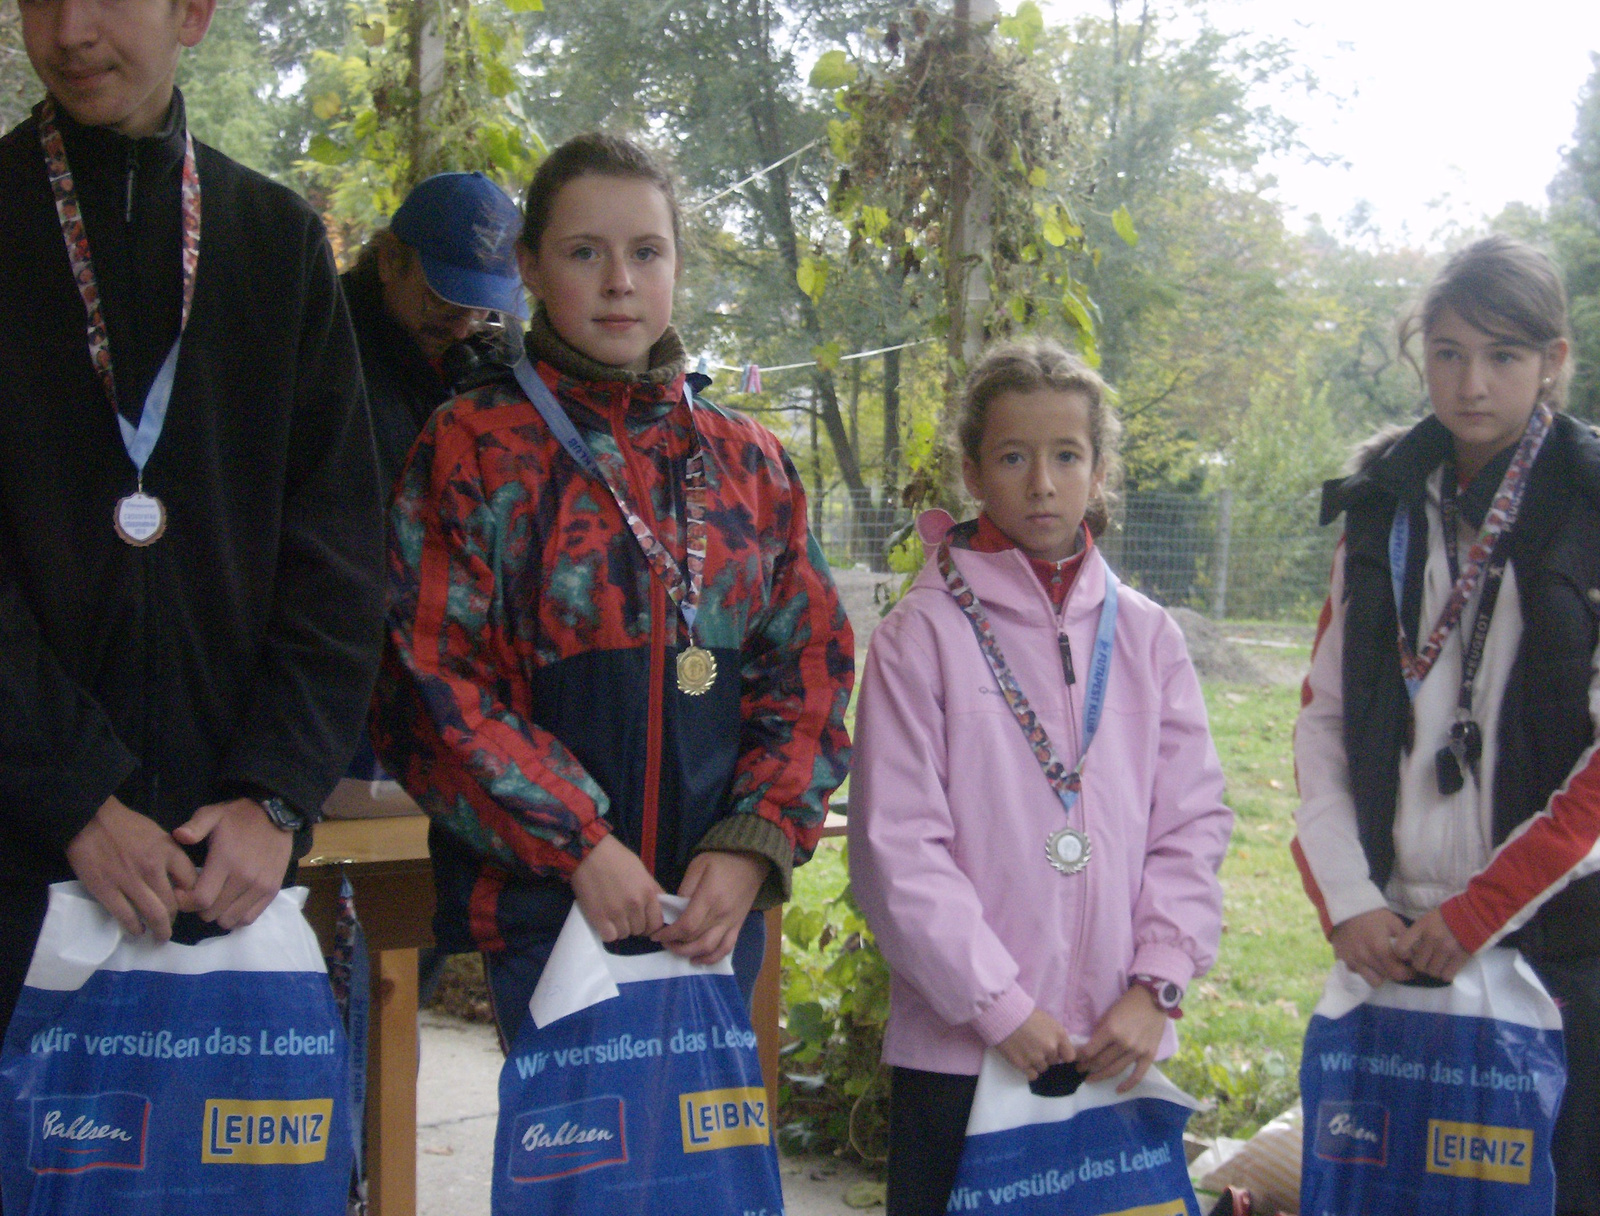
[946,1051,1202,1215]
[1299,947,1566,1216]
[493,898,784,1216]
[1,882,353,1216]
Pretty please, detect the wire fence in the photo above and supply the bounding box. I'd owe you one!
[814,486,1336,622]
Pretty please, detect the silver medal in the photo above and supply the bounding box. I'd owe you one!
[114,491,166,546]
[1044,826,1092,876]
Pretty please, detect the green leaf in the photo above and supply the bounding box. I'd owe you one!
[809,50,857,90]
[998,1,1044,55]
[1041,212,1066,247]
[360,21,386,47]
[796,256,829,302]
[1061,288,1093,335]
[812,340,843,372]
[1007,294,1027,323]
[786,1001,830,1044]
[1027,166,1048,188]
[501,0,543,11]
[481,126,515,172]
[306,134,350,166]
[1112,203,1140,247]
[484,58,515,99]
[859,205,889,242]
[827,117,858,162]
[311,91,342,121]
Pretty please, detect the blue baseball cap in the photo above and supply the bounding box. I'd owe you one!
[390,172,528,320]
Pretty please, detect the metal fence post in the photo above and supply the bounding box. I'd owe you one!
[1211,488,1234,619]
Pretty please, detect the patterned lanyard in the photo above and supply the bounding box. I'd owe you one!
[512,357,708,639]
[937,541,1119,812]
[1387,402,1551,698]
[38,98,200,480]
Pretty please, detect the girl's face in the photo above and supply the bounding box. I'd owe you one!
[962,388,1104,563]
[519,173,677,372]
[1425,306,1568,477]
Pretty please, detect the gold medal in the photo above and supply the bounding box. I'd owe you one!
[1044,826,1092,876]
[114,491,166,546]
[676,645,717,695]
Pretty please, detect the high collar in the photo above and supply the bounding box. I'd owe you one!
[915,510,1108,629]
[39,88,187,180]
[525,307,687,388]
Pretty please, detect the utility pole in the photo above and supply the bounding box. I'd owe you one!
[408,0,446,186]
[945,0,998,384]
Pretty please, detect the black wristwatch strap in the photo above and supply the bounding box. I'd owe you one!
[258,795,307,833]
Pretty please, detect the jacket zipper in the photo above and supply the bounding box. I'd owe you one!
[124,142,137,223]
[612,397,665,875]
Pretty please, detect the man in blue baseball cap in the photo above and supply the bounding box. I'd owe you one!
[342,171,528,492]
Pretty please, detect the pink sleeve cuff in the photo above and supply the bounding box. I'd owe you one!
[969,983,1035,1047]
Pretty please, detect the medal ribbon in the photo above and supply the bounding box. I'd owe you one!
[38,98,201,481]
[937,541,1119,815]
[512,357,707,638]
[1387,402,1550,698]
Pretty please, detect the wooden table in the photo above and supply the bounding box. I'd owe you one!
[298,813,806,1216]
[300,816,434,1216]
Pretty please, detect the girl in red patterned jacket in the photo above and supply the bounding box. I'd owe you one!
[374,133,855,1042]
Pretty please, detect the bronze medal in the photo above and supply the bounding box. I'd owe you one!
[114,491,166,546]
[1044,826,1092,876]
[676,645,717,695]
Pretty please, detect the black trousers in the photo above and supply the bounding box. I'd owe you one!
[886,1066,980,1216]
[1531,953,1600,1216]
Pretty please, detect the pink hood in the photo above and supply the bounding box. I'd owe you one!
[848,512,1232,1073]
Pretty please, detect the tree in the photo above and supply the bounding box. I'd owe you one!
[517,0,901,547]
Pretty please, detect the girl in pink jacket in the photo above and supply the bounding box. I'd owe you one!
[849,338,1232,1216]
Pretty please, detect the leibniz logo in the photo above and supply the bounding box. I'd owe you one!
[507,1095,628,1183]
[201,1098,334,1164]
[1426,1119,1533,1185]
[1313,1099,1389,1166]
[679,1087,769,1154]
[29,1092,150,1174]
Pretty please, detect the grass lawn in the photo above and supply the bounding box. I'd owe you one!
[784,668,1332,1146]
[1162,679,1331,1139]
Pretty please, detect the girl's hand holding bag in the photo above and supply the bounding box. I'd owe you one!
[1298,947,1565,1216]
[493,896,784,1216]
[948,1048,1203,1214]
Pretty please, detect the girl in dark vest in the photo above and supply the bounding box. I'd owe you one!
[1295,235,1600,1214]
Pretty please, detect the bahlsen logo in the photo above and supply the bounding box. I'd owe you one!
[507,1095,628,1183]
[202,1098,333,1164]
[1426,1120,1534,1185]
[679,1087,769,1154]
[29,1092,150,1174]
[1313,1100,1389,1166]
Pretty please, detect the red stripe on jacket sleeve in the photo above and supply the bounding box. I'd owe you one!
[1292,835,1337,939]
[1441,741,1600,952]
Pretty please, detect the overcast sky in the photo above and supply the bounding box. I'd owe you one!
[1041,0,1600,247]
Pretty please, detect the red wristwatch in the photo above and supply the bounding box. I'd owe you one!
[1130,974,1184,1019]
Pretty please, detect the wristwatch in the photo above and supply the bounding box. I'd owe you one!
[257,795,307,833]
[1130,974,1184,1019]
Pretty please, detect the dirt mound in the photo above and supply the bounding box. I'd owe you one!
[1169,607,1268,685]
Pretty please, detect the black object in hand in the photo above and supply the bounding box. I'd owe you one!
[1028,1062,1086,1098]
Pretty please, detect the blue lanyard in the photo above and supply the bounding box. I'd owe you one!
[1073,572,1120,803]
[511,356,704,633]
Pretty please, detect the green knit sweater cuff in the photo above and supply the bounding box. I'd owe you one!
[694,813,795,911]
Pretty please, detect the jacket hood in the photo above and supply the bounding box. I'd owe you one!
[1321,412,1600,528]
